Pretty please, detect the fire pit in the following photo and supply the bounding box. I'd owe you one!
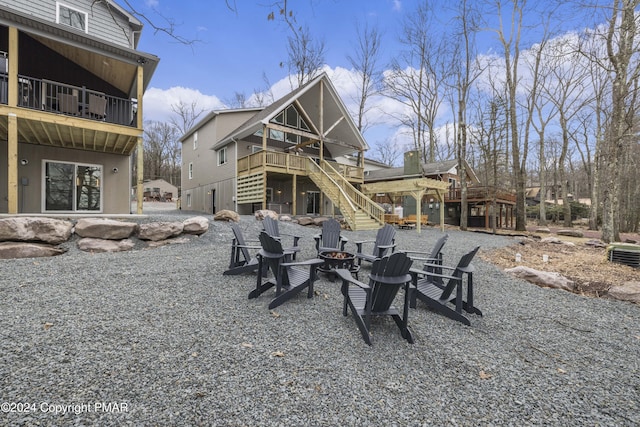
[319,251,359,281]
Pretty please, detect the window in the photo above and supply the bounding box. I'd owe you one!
[188,162,193,180]
[218,147,227,165]
[44,161,101,212]
[193,131,198,150]
[251,145,262,153]
[56,3,88,33]
[186,193,192,207]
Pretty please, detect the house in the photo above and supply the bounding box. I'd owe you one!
[132,178,178,202]
[180,72,385,230]
[363,151,516,230]
[0,1,159,215]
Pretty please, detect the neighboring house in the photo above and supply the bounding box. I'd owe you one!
[0,1,159,215]
[363,151,517,229]
[132,178,178,202]
[180,72,384,230]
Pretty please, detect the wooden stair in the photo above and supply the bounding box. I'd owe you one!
[307,159,383,231]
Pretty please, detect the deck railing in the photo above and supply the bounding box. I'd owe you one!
[238,151,309,175]
[1,73,137,127]
[446,186,516,203]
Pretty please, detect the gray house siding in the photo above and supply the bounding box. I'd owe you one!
[1,0,136,48]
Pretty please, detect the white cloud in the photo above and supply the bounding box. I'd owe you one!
[145,0,159,7]
[143,86,225,123]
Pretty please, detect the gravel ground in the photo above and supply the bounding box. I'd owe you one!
[1,207,639,426]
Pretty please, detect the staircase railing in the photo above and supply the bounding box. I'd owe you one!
[307,160,359,229]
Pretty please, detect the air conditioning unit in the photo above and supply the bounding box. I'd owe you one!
[607,243,640,268]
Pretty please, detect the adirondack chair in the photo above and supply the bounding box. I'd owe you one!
[409,246,481,326]
[262,216,301,259]
[335,251,414,345]
[354,224,396,266]
[248,232,323,310]
[402,234,449,283]
[314,218,348,256]
[223,223,266,276]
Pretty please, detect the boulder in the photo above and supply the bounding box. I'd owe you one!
[505,266,575,292]
[74,218,137,240]
[137,222,184,241]
[557,229,584,238]
[214,210,240,222]
[254,210,278,220]
[279,215,292,222]
[182,216,209,235]
[313,217,329,226]
[297,217,315,226]
[77,238,135,253]
[0,217,73,244]
[608,281,640,304]
[540,236,563,244]
[535,227,551,234]
[585,239,607,248]
[147,237,192,247]
[0,241,67,259]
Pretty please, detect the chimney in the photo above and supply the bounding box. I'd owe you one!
[404,150,421,175]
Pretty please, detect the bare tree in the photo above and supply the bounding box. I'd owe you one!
[286,25,326,88]
[141,121,178,182]
[370,140,403,166]
[170,100,206,136]
[347,22,383,133]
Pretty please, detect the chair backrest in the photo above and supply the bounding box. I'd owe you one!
[440,246,480,300]
[262,216,280,237]
[230,223,251,263]
[427,234,449,263]
[88,93,107,116]
[369,252,413,312]
[258,231,286,276]
[320,218,341,250]
[372,224,396,257]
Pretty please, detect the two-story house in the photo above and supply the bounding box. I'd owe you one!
[0,0,158,215]
[180,72,386,231]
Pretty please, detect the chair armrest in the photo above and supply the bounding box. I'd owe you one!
[281,258,324,268]
[411,269,460,283]
[236,244,262,250]
[335,268,370,290]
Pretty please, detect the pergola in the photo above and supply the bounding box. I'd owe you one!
[360,177,450,233]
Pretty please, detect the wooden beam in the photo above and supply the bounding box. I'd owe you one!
[136,64,144,214]
[7,27,18,213]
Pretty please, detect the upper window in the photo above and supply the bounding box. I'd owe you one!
[193,132,198,150]
[218,147,228,165]
[188,162,193,180]
[269,105,311,145]
[57,3,88,33]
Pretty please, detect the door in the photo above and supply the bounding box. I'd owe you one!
[306,191,320,214]
[44,161,102,212]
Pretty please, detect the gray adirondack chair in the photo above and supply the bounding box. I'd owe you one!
[334,251,414,345]
[354,224,396,266]
[248,231,323,310]
[262,216,301,259]
[402,234,449,283]
[223,223,266,276]
[409,246,481,326]
[314,218,348,256]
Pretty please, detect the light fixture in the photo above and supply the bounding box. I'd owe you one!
[112,167,119,173]
[20,159,28,166]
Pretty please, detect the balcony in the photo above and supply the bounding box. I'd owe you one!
[446,186,516,204]
[237,151,363,182]
[1,73,136,127]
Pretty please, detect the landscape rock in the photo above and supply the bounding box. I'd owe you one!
[0,241,67,259]
[535,227,551,234]
[147,237,192,247]
[77,238,136,253]
[214,210,240,222]
[0,217,73,244]
[608,281,640,304]
[74,218,138,240]
[297,217,315,226]
[137,222,184,241]
[254,210,278,220]
[540,236,575,246]
[313,217,328,226]
[585,239,607,248]
[557,229,584,238]
[182,216,209,235]
[505,265,575,292]
[279,215,292,221]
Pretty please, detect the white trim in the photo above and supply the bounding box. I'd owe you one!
[56,2,89,34]
[217,147,228,165]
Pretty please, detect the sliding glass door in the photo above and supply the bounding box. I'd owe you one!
[44,161,102,212]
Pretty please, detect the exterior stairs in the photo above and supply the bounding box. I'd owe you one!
[307,159,384,231]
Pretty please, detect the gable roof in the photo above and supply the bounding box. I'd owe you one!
[213,72,368,158]
[365,159,480,184]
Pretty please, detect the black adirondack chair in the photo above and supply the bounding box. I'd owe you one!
[248,231,323,310]
[402,234,449,283]
[409,246,481,326]
[335,251,414,345]
[314,218,348,256]
[223,223,266,276]
[354,224,397,266]
[262,216,301,259]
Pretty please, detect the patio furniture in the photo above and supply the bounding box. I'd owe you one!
[58,92,79,116]
[262,216,301,259]
[402,234,449,282]
[248,231,323,309]
[354,224,396,266]
[314,218,348,256]
[223,223,266,276]
[88,93,107,120]
[409,246,481,326]
[335,251,414,345]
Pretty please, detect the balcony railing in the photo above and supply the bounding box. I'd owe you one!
[446,186,517,203]
[0,73,137,127]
